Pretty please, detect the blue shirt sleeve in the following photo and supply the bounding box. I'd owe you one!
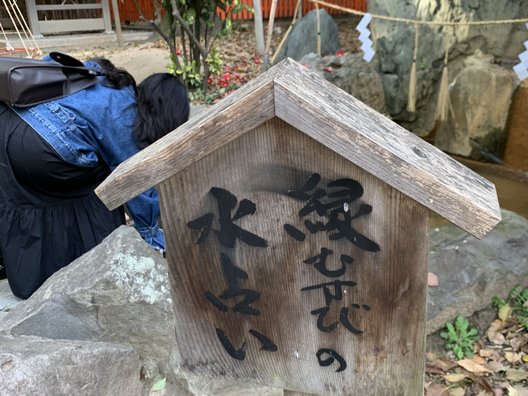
[125,188,165,251]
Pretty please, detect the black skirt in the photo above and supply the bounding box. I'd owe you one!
[0,102,125,299]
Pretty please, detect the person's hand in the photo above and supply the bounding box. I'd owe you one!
[125,213,133,226]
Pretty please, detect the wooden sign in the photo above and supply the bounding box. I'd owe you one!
[158,118,429,394]
[96,59,501,395]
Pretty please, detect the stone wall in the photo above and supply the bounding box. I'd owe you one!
[369,0,528,159]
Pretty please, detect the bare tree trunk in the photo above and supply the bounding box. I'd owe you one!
[263,0,278,71]
[252,0,265,60]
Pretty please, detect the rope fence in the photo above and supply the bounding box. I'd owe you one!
[301,0,528,122]
[309,0,528,26]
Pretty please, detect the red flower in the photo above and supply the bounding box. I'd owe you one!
[323,66,333,72]
[253,56,262,64]
[335,49,345,56]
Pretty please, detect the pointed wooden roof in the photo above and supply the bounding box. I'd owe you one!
[95,58,501,239]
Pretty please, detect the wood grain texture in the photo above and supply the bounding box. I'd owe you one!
[96,58,500,238]
[273,60,500,238]
[160,118,429,395]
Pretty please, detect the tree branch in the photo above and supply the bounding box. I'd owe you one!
[169,0,208,58]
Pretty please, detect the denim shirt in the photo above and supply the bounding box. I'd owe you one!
[12,61,165,250]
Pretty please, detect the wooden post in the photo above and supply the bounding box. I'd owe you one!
[263,0,278,70]
[101,0,113,34]
[23,0,42,37]
[110,0,123,47]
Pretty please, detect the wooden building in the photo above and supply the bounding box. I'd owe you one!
[96,59,501,395]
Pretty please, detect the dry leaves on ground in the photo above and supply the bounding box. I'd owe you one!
[426,315,528,396]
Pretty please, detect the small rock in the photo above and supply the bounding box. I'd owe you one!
[274,10,340,63]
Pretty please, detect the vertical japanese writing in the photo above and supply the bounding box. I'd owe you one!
[286,173,380,372]
[187,187,276,361]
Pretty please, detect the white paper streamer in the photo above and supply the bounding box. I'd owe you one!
[356,13,375,62]
[513,23,528,81]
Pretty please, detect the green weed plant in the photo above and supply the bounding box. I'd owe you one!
[440,315,479,360]
[492,284,528,330]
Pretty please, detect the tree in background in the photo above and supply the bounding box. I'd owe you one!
[133,0,251,99]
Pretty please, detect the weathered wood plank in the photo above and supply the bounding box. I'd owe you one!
[95,63,281,210]
[273,59,501,238]
[159,118,429,395]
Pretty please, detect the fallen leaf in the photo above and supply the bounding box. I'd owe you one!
[476,376,494,393]
[449,388,465,396]
[428,357,458,372]
[428,272,439,287]
[426,383,449,396]
[427,352,439,362]
[508,386,528,396]
[487,320,506,345]
[487,361,509,373]
[493,388,504,396]
[476,391,492,396]
[479,348,502,361]
[444,373,467,382]
[504,352,522,364]
[151,377,166,392]
[472,355,488,365]
[457,358,491,373]
[510,335,526,352]
[498,305,511,321]
[505,368,528,382]
[507,386,519,396]
[523,355,528,363]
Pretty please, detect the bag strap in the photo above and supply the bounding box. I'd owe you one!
[48,52,104,77]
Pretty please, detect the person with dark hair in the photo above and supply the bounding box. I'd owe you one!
[0,56,190,299]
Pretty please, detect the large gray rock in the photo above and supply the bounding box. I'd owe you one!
[0,225,175,395]
[427,209,528,334]
[0,335,143,396]
[434,52,517,159]
[299,52,386,113]
[0,226,174,366]
[0,279,21,321]
[275,10,340,63]
[369,0,528,136]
